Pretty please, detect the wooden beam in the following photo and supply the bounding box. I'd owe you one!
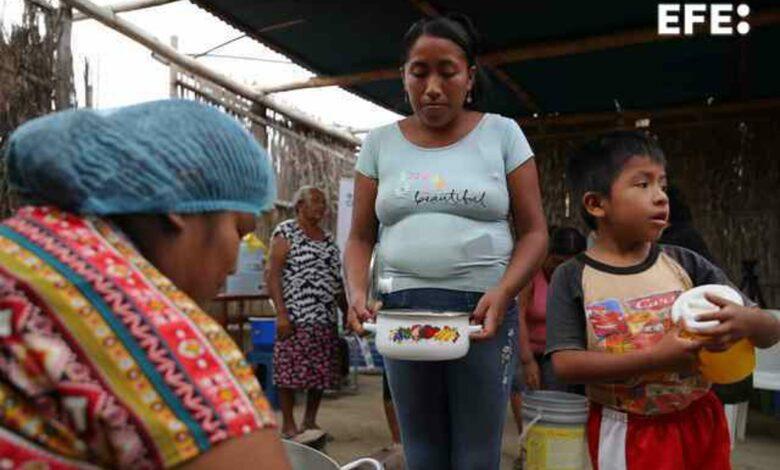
[258,8,780,93]
[516,97,780,128]
[480,28,660,67]
[73,0,179,21]
[481,9,780,65]
[406,0,540,113]
[525,116,776,141]
[752,8,780,27]
[60,0,361,146]
[408,0,438,17]
[488,66,540,113]
[259,68,400,94]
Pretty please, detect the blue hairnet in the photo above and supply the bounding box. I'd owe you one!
[4,99,276,215]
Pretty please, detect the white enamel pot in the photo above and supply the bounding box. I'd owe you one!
[363,309,482,361]
[283,439,382,470]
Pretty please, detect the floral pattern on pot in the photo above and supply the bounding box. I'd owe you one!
[389,325,461,344]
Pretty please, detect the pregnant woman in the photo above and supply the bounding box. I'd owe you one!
[344,14,547,470]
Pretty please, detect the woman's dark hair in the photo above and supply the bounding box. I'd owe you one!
[401,13,484,109]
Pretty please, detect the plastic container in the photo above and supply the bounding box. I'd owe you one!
[250,317,276,351]
[247,348,278,409]
[236,233,266,274]
[671,284,756,384]
[225,272,263,295]
[520,391,589,470]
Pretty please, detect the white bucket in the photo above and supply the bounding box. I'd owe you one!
[520,391,589,470]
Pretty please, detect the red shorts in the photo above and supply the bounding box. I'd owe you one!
[587,391,731,470]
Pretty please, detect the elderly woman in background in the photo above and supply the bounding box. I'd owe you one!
[266,186,348,442]
[0,100,289,468]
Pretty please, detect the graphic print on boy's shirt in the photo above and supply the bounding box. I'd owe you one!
[586,290,680,354]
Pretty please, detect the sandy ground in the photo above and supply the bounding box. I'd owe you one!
[277,374,780,469]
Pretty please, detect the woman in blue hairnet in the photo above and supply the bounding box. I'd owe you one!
[0,100,290,468]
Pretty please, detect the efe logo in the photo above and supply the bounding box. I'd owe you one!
[658,3,751,35]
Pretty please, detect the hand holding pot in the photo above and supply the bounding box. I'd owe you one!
[347,293,381,335]
[470,287,510,341]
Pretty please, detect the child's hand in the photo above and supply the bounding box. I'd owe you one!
[697,294,780,349]
[650,328,704,373]
[523,357,541,390]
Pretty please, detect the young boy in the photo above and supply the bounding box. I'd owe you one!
[546,131,780,469]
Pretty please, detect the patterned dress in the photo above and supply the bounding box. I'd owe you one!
[272,219,343,390]
[0,207,275,468]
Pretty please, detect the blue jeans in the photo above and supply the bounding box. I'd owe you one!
[381,289,518,470]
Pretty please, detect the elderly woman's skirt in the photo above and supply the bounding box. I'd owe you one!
[273,322,340,390]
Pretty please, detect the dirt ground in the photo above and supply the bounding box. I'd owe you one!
[277,374,780,469]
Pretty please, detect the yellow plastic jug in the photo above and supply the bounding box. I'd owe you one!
[698,338,755,384]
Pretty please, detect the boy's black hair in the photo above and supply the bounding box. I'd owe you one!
[567,130,666,230]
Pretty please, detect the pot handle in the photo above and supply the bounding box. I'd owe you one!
[363,322,377,334]
[518,410,543,444]
[341,457,384,470]
[467,325,483,334]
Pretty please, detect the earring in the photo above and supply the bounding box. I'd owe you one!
[404,93,409,104]
[466,91,473,104]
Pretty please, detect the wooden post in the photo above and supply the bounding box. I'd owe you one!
[251,103,268,148]
[83,58,93,107]
[54,5,76,110]
[737,37,749,100]
[169,35,179,98]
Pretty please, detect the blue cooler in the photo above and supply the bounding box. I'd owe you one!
[250,318,276,352]
[248,318,278,408]
[247,349,279,409]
